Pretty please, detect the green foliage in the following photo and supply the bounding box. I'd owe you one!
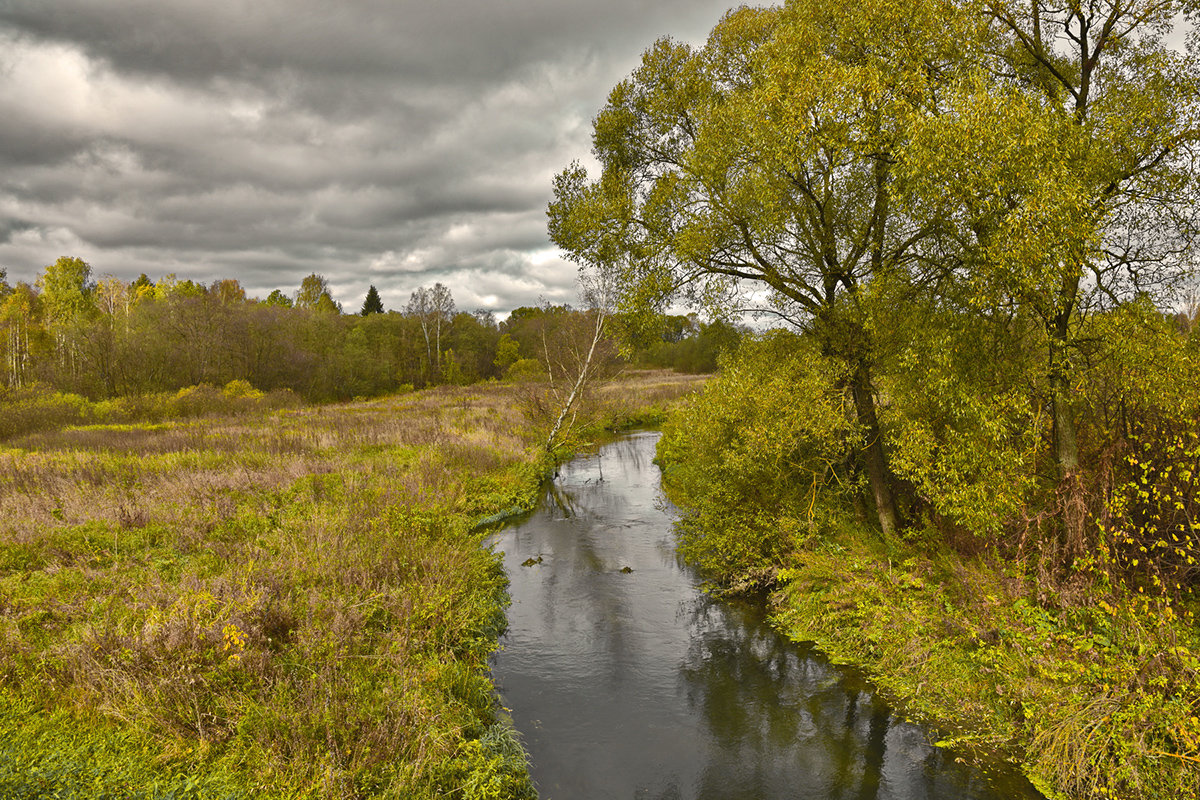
[37,256,96,325]
[0,266,655,405]
[1105,427,1200,607]
[434,722,536,800]
[772,534,1200,800]
[0,386,93,440]
[492,334,519,371]
[262,290,292,309]
[881,295,1044,537]
[1,272,514,402]
[1082,300,1200,434]
[658,332,857,581]
[1087,304,1200,613]
[294,273,331,311]
[638,318,743,374]
[0,694,248,799]
[221,380,263,400]
[502,359,542,383]
[0,383,299,442]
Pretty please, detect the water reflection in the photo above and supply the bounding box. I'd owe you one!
[490,432,1043,800]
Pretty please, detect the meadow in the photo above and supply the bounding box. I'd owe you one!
[0,371,704,798]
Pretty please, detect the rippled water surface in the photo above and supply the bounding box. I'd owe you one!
[490,432,1044,800]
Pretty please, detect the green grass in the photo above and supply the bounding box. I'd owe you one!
[0,371,707,799]
[767,529,1200,800]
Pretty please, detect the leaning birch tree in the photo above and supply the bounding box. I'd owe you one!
[541,263,620,452]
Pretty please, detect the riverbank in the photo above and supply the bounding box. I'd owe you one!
[763,529,1199,800]
[0,371,704,798]
[652,334,1200,800]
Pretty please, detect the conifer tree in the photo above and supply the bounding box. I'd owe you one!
[361,285,384,316]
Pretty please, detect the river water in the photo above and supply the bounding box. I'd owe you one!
[489,431,1044,800]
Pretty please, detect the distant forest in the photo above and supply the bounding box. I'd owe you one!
[0,257,738,404]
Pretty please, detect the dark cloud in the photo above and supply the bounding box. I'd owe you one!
[0,0,736,312]
[2,1,730,86]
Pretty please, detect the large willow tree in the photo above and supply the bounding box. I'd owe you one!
[550,0,971,535]
[552,0,1199,540]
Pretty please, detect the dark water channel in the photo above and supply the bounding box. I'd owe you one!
[489,432,1044,800]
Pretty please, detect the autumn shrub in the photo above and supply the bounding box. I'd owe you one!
[0,385,94,440]
[0,382,301,442]
[658,332,857,583]
[222,379,263,399]
[503,358,542,383]
[1104,426,1200,606]
[168,384,230,418]
[1078,302,1200,609]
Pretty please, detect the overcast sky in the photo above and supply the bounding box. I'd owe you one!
[0,0,737,314]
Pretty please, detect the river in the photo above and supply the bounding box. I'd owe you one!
[489,431,1045,800]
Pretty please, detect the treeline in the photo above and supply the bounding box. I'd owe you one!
[0,258,739,405]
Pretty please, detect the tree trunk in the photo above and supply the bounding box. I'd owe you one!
[420,321,432,380]
[850,362,899,538]
[545,310,606,451]
[1049,340,1079,477]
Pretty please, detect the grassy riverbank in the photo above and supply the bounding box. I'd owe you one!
[659,473,1200,800]
[0,371,704,798]
[766,531,1200,800]
[654,334,1200,800]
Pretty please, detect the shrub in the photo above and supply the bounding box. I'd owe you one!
[658,332,857,582]
[0,385,94,441]
[503,359,543,383]
[880,303,1043,539]
[222,380,264,400]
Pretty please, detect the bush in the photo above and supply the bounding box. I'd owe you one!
[1086,301,1200,606]
[503,359,543,383]
[880,303,1042,539]
[0,385,94,441]
[0,382,300,442]
[222,380,263,400]
[658,332,857,582]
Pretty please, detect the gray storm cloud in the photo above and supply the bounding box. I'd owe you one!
[0,0,736,312]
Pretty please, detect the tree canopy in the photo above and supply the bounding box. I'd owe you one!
[550,0,1199,538]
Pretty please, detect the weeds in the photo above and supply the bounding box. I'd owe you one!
[767,533,1200,800]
